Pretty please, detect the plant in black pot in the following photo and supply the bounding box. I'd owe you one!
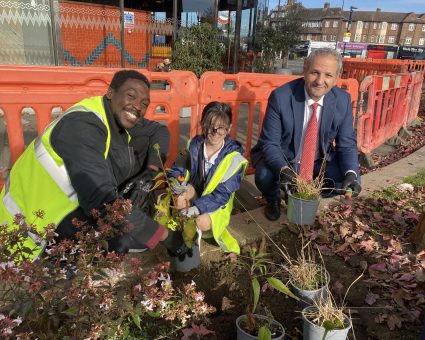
[236,242,300,340]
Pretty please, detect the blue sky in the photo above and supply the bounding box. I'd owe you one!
[269,0,425,13]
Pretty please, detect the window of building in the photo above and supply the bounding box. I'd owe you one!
[325,21,330,27]
[379,35,385,43]
[378,22,382,29]
[408,23,415,31]
[322,35,327,41]
[357,21,363,29]
[345,22,348,28]
[362,35,367,42]
[370,35,375,42]
[391,23,397,30]
[354,34,361,42]
[330,35,336,41]
[333,21,338,28]
[365,22,369,28]
[373,22,377,29]
[382,22,387,30]
[307,34,312,40]
[422,25,425,32]
[405,37,412,44]
[419,38,425,46]
[388,36,395,43]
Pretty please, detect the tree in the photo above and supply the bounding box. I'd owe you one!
[253,1,305,73]
[276,1,306,63]
[172,23,225,78]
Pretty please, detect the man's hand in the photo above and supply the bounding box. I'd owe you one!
[127,169,157,206]
[179,206,200,218]
[279,167,296,194]
[342,172,361,197]
[161,229,192,261]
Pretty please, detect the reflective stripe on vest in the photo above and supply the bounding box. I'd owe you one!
[2,179,46,251]
[202,151,248,254]
[1,96,111,260]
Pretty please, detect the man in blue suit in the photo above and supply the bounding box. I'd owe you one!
[251,48,361,221]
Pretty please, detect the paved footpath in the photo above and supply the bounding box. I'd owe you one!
[138,145,425,267]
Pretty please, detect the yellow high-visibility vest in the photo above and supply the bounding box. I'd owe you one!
[0,96,124,260]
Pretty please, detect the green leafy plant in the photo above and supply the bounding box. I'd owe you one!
[0,200,215,338]
[172,23,225,78]
[237,241,299,340]
[151,144,198,248]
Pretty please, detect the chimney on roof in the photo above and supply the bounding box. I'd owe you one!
[324,2,330,9]
[376,8,381,12]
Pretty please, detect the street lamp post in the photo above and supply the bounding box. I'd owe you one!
[342,6,357,57]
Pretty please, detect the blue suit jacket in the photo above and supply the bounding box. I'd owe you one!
[251,77,359,177]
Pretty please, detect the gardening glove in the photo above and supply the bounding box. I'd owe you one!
[170,179,189,195]
[279,166,296,194]
[121,169,157,207]
[179,206,200,218]
[342,172,362,197]
[107,233,147,254]
[161,229,192,261]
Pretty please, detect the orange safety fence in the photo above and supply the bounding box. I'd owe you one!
[197,72,359,172]
[342,59,408,85]
[405,71,423,127]
[0,66,198,188]
[357,73,411,155]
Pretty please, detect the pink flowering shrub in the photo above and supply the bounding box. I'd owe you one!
[0,200,215,339]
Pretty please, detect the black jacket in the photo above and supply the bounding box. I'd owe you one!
[50,96,170,246]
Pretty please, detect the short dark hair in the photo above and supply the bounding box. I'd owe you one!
[201,101,232,133]
[109,70,150,90]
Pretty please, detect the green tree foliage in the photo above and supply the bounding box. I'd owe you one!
[172,23,225,78]
[253,2,305,73]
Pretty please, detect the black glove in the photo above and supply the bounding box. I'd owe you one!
[161,229,192,261]
[279,167,296,194]
[108,233,132,254]
[342,172,361,197]
[121,169,156,207]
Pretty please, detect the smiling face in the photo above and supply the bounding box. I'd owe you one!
[205,117,230,147]
[303,54,338,101]
[106,78,150,129]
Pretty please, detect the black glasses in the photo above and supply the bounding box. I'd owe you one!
[209,126,229,136]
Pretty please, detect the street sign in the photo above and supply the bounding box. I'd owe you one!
[343,36,351,42]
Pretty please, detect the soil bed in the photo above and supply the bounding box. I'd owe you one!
[174,185,424,339]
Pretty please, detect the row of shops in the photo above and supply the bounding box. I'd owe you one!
[294,41,425,60]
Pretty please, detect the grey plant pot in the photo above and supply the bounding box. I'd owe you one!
[302,306,352,340]
[236,314,285,340]
[291,269,330,308]
[170,240,200,272]
[287,194,320,225]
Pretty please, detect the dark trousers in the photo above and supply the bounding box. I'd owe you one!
[254,158,355,203]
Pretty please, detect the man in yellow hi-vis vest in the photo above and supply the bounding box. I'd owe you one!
[0,70,189,261]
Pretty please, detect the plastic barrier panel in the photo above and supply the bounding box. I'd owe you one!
[342,59,407,85]
[405,71,423,127]
[0,66,198,188]
[357,73,411,155]
[198,72,359,172]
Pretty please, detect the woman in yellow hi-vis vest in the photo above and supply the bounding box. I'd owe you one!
[168,102,248,254]
[0,70,189,261]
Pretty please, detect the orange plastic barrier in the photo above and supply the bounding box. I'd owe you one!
[405,71,423,127]
[198,72,359,172]
[342,59,408,85]
[0,66,198,188]
[357,73,411,155]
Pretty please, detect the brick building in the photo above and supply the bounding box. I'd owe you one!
[269,2,425,58]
